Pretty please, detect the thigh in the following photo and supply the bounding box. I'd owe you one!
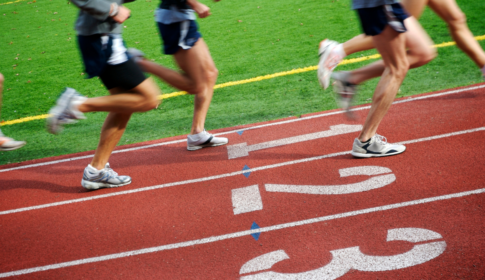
[401,0,429,19]
[173,38,215,84]
[372,25,407,69]
[427,0,463,22]
[403,16,434,53]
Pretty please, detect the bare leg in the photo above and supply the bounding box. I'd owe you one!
[341,0,428,57]
[83,79,160,169]
[134,39,218,135]
[358,26,409,141]
[357,17,435,141]
[173,38,218,135]
[0,73,3,122]
[348,17,436,85]
[428,0,485,68]
[90,110,132,170]
[78,78,160,113]
[342,34,375,56]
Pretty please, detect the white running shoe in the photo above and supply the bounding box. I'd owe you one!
[317,39,341,90]
[0,132,26,151]
[331,71,357,118]
[81,163,132,190]
[47,87,86,134]
[351,134,406,158]
[187,130,228,151]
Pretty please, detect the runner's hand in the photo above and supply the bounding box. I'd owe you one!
[112,6,131,23]
[193,2,211,18]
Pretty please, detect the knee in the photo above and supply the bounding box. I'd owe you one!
[137,96,160,112]
[391,63,409,81]
[0,73,4,84]
[413,45,436,68]
[421,47,437,65]
[186,82,205,94]
[447,10,467,30]
[206,66,219,82]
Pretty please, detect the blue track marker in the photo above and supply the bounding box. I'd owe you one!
[237,130,244,135]
[250,222,261,240]
[242,165,251,178]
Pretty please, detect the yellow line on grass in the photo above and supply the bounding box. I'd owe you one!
[0,0,26,6]
[2,35,485,126]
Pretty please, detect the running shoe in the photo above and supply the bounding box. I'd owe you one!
[317,39,341,90]
[0,132,26,151]
[331,71,357,118]
[81,163,132,190]
[351,134,406,158]
[46,87,86,134]
[187,130,228,151]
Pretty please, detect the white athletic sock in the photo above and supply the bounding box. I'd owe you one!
[333,44,347,59]
[87,164,102,172]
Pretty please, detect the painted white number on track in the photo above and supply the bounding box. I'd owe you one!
[239,228,446,279]
[232,166,395,215]
[227,124,362,159]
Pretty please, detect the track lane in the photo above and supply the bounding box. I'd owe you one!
[1,84,484,279]
[1,84,485,212]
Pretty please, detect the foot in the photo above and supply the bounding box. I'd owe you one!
[187,130,228,151]
[46,88,86,134]
[81,163,132,190]
[0,135,26,151]
[127,48,145,62]
[351,134,406,158]
[331,71,357,118]
[317,39,341,90]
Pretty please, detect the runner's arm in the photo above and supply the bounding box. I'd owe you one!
[187,0,211,18]
[70,0,130,23]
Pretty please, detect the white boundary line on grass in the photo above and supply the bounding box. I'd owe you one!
[1,126,484,216]
[1,187,484,278]
[1,84,484,174]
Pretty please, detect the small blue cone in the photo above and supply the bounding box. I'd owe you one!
[237,130,244,135]
[242,165,251,178]
[250,222,261,240]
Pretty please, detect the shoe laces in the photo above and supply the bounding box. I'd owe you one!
[104,164,119,177]
[374,134,388,145]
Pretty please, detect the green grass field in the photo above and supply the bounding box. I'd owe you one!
[0,0,484,165]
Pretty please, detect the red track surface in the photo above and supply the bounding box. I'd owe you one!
[1,84,484,279]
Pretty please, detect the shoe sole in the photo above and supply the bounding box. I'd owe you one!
[46,88,77,134]
[187,141,228,151]
[317,40,338,90]
[351,148,406,158]
[0,142,26,151]
[81,179,132,190]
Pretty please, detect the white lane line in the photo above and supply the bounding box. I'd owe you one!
[1,126,483,216]
[1,84,484,173]
[1,187,483,278]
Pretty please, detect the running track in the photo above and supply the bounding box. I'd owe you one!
[1,84,484,279]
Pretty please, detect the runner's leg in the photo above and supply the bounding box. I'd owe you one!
[358,25,409,141]
[77,78,160,113]
[341,0,428,58]
[428,0,485,69]
[88,79,160,170]
[346,17,435,85]
[174,38,218,135]
[0,72,26,150]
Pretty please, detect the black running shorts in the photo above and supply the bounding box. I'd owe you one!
[99,58,146,90]
[357,3,409,36]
